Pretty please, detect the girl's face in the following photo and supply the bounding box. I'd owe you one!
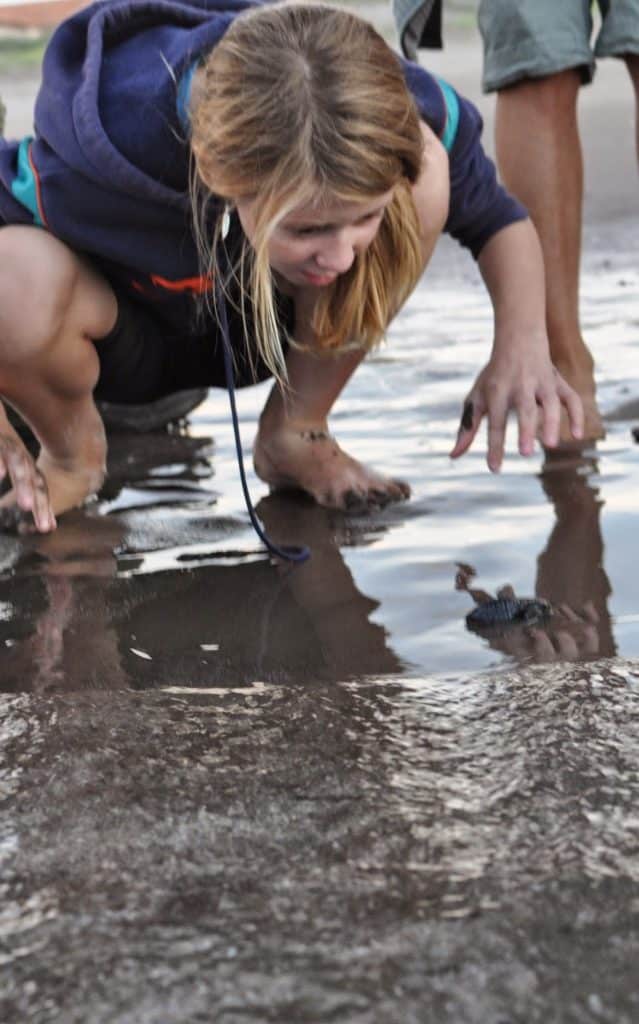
[236,189,395,288]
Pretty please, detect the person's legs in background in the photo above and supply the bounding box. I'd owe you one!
[626,53,639,162]
[478,0,604,442]
[595,0,639,163]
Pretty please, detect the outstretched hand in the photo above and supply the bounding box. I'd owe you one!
[449,348,584,471]
[459,218,586,470]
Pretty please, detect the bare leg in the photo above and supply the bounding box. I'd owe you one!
[625,54,639,165]
[0,226,117,528]
[495,71,603,442]
[254,343,411,508]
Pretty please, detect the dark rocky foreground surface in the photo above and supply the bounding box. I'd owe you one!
[2,661,639,1023]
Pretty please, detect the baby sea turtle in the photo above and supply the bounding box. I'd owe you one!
[465,592,552,632]
[455,566,552,634]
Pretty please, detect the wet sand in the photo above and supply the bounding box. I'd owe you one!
[2,15,639,1023]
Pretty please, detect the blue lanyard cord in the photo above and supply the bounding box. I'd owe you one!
[216,242,311,564]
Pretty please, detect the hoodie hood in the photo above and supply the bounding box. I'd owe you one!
[0,0,256,285]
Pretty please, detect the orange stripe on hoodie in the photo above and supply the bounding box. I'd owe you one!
[149,273,213,294]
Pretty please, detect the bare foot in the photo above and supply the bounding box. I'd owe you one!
[552,355,604,446]
[254,425,410,510]
[558,386,604,446]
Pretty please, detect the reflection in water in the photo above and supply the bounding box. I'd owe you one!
[0,460,402,693]
[0,438,625,693]
[536,450,615,658]
[1,514,128,693]
[458,451,616,665]
[255,492,404,678]
[108,493,403,689]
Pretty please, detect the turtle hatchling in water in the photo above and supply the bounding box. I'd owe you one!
[466,594,552,632]
[456,567,553,633]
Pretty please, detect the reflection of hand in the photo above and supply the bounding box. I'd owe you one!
[4,510,128,692]
[524,601,600,662]
[456,566,602,664]
[473,591,601,663]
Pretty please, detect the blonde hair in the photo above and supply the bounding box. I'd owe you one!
[190,2,426,382]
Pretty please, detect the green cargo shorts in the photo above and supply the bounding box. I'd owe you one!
[478,0,639,92]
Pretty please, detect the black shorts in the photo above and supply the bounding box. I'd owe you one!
[93,283,294,405]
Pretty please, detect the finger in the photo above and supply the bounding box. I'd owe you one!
[581,600,599,625]
[486,399,508,473]
[528,627,558,662]
[4,445,37,513]
[557,603,581,623]
[537,390,561,450]
[556,377,585,441]
[31,469,56,533]
[554,630,580,660]
[497,628,533,660]
[581,625,600,656]
[450,396,485,459]
[516,396,539,456]
[14,463,55,532]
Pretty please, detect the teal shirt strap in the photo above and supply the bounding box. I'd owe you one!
[436,76,460,152]
[11,137,44,226]
[177,61,198,133]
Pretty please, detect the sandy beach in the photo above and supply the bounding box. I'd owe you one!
[1,8,639,1022]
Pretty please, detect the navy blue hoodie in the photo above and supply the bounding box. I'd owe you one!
[0,0,525,325]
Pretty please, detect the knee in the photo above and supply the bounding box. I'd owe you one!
[0,226,81,364]
[501,69,581,118]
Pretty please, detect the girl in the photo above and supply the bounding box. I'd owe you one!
[0,0,582,534]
